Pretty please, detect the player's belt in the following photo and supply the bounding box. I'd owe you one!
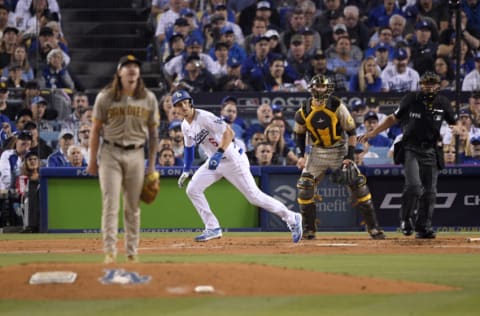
[103,139,144,150]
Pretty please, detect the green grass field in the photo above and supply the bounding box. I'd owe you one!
[1,232,479,316]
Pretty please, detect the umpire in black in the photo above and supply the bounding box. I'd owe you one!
[359,72,458,239]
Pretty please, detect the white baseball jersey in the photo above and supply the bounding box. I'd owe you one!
[181,108,298,231]
[381,64,420,92]
[182,109,229,158]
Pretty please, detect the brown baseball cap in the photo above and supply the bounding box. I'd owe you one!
[117,55,142,70]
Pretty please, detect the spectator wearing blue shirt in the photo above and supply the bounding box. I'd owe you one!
[241,34,274,88]
[47,130,74,167]
[462,136,480,164]
[66,144,87,167]
[286,34,312,79]
[326,36,361,81]
[349,56,383,92]
[156,147,183,167]
[244,103,273,148]
[220,96,247,140]
[208,25,247,64]
[363,111,392,147]
[364,27,396,59]
[38,48,75,90]
[462,0,480,37]
[367,0,403,34]
[0,85,16,143]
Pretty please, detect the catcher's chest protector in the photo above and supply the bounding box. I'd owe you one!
[301,98,342,147]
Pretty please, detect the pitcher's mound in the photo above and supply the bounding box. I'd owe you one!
[0,262,456,300]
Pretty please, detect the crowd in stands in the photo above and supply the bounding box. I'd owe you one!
[147,0,480,165]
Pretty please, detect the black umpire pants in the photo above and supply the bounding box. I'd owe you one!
[400,145,438,231]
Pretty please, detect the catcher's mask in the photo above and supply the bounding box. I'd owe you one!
[419,71,440,102]
[308,74,335,102]
[172,89,194,107]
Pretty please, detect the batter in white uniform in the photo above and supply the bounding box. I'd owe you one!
[172,90,303,242]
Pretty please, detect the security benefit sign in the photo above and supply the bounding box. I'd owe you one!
[261,172,358,231]
[369,173,480,228]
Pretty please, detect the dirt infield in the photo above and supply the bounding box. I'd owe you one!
[0,235,476,300]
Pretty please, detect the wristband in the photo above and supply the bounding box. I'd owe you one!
[217,147,225,153]
[344,145,355,161]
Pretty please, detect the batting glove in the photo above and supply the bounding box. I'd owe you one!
[208,151,224,170]
[178,171,191,188]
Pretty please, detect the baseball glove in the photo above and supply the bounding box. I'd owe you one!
[140,171,160,204]
[330,161,358,186]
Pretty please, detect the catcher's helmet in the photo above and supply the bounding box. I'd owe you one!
[308,74,335,101]
[420,71,440,85]
[172,90,193,106]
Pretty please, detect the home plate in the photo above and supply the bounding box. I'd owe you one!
[315,243,358,247]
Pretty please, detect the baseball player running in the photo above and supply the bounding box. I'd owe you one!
[86,55,159,263]
[172,90,302,242]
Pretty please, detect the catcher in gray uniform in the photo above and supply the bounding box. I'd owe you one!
[86,55,159,263]
[294,75,385,240]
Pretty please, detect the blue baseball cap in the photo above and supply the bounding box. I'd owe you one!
[375,42,390,51]
[214,4,227,11]
[180,8,195,17]
[415,20,431,31]
[470,135,480,145]
[174,17,189,27]
[460,108,471,116]
[168,120,182,130]
[172,90,193,106]
[185,35,204,46]
[351,99,366,111]
[227,56,241,67]
[221,95,237,105]
[364,111,379,121]
[253,34,269,44]
[220,25,234,35]
[271,102,283,113]
[31,96,48,105]
[257,1,271,10]
[168,32,184,42]
[394,48,408,60]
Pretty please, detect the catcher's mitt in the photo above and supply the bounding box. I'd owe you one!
[140,171,160,204]
[330,161,359,186]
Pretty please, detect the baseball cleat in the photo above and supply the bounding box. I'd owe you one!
[289,213,303,243]
[400,218,414,236]
[127,255,139,263]
[104,253,116,264]
[303,230,316,240]
[194,228,222,242]
[415,229,436,239]
[369,228,386,240]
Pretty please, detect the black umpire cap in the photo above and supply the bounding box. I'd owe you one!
[117,55,142,71]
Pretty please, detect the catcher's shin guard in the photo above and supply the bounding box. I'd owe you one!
[349,173,385,240]
[297,172,317,238]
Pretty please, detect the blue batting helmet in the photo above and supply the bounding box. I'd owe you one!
[172,90,193,106]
